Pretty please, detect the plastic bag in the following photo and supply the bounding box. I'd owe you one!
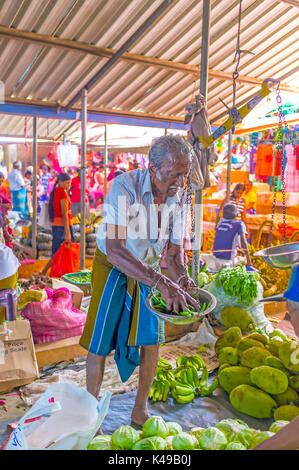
[50,241,80,278]
[5,383,111,450]
[206,279,273,333]
[20,287,86,343]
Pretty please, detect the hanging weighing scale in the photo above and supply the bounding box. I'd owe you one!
[254,80,299,273]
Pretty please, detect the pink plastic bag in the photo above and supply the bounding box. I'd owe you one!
[20,288,86,344]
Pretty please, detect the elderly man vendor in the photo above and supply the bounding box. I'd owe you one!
[80,135,200,430]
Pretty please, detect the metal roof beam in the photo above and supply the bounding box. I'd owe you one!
[0,25,298,94]
[0,99,190,130]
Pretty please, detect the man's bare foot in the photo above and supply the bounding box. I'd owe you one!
[131,406,151,427]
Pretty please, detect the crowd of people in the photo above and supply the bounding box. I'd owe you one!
[0,157,143,259]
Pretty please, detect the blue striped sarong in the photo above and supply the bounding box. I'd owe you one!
[11,187,29,214]
[80,249,164,382]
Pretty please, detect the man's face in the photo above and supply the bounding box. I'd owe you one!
[149,152,192,198]
[287,300,299,337]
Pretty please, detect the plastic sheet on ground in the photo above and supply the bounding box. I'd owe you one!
[101,373,273,436]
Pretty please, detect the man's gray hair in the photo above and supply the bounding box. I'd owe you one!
[148,134,194,170]
[13,161,22,169]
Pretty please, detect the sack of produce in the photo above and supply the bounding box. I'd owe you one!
[205,266,273,333]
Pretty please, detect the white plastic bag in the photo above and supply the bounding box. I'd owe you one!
[175,317,218,349]
[5,383,111,450]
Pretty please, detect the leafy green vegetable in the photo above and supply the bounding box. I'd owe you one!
[198,427,227,450]
[86,435,111,450]
[215,266,260,305]
[132,436,166,450]
[172,432,198,450]
[142,416,169,439]
[110,425,140,450]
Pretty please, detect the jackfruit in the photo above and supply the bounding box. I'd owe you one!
[218,366,252,393]
[265,337,284,357]
[240,347,272,369]
[221,306,255,331]
[272,387,299,406]
[218,363,232,374]
[279,341,299,374]
[229,384,277,419]
[269,329,289,342]
[237,338,265,355]
[218,347,239,366]
[289,375,299,392]
[245,332,269,346]
[263,356,290,376]
[250,366,288,394]
[273,405,299,422]
[215,327,242,355]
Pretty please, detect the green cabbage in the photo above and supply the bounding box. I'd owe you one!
[225,442,247,450]
[132,436,166,450]
[172,432,198,450]
[166,421,183,436]
[110,425,140,450]
[250,431,275,448]
[215,419,253,449]
[188,427,204,441]
[165,436,174,450]
[198,427,227,450]
[142,416,169,439]
[269,421,289,433]
[86,435,111,450]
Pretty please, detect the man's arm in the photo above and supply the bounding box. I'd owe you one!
[252,416,299,450]
[105,224,199,313]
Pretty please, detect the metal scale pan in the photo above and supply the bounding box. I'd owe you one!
[254,242,299,270]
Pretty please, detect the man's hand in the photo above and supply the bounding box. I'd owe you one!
[157,276,200,313]
[178,275,201,299]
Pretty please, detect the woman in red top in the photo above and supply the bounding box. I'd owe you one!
[48,173,73,256]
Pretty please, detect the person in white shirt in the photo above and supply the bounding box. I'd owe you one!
[8,162,29,214]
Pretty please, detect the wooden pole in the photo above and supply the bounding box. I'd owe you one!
[104,124,108,201]
[192,0,211,283]
[80,88,87,271]
[32,117,38,259]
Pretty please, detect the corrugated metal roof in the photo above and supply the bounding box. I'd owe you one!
[0,0,298,141]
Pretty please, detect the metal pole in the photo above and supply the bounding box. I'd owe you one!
[192,0,211,282]
[226,130,233,202]
[32,117,38,259]
[104,124,108,200]
[80,88,87,271]
[65,0,175,110]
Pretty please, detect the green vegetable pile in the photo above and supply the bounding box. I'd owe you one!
[148,355,219,405]
[215,265,260,306]
[65,272,92,284]
[86,415,281,450]
[151,291,212,318]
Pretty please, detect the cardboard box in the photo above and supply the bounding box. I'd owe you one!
[51,278,84,310]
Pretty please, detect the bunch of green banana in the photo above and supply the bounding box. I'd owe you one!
[156,367,175,384]
[157,357,172,370]
[171,383,195,404]
[148,379,170,402]
[176,354,205,370]
[173,366,200,388]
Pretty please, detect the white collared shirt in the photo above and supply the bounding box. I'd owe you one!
[96,169,187,265]
[8,169,25,191]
